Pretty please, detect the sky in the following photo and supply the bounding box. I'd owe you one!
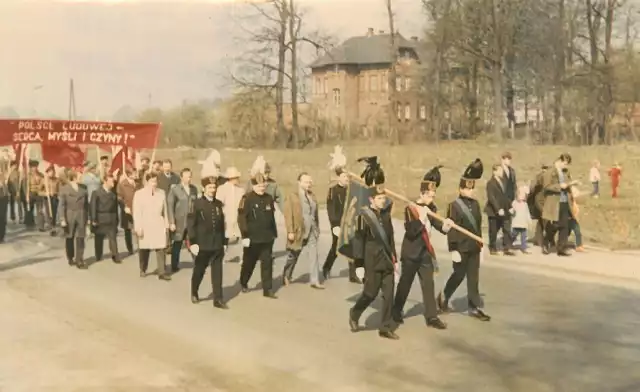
[0,0,425,118]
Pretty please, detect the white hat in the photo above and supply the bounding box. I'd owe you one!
[225,167,241,179]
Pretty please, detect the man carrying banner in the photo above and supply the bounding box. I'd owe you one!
[392,165,451,330]
[437,159,491,322]
[348,157,399,340]
[322,146,360,283]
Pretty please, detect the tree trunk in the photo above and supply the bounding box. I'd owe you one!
[552,0,565,144]
[489,0,503,140]
[288,0,300,148]
[386,0,400,144]
[276,3,287,147]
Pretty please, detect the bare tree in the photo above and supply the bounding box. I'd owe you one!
[386,0,400,144]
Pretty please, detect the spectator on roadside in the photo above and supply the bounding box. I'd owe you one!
[511,185,532,254]
[589,160,601,198]
[608,162,622,198]
[569,186,584,252]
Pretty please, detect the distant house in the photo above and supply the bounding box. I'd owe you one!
[309,28,424,129]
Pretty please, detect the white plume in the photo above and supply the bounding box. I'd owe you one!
[250,155,266,177]
[328,145,347,171]
[198,149,221,178]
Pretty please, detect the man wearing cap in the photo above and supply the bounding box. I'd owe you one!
[58,169,90,269]
[348,157,399,340]
[167,168,199,272]
[216,167,245,263]
[437,159,491,322]
[237,173,278,299]
[187,176,228,309]
[392,165,449,330]
[90,173,121,264]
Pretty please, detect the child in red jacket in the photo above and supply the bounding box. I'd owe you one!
[608,163,622,198]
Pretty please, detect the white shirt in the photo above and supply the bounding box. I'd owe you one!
[589,167,601,182]
[415,203,432,234]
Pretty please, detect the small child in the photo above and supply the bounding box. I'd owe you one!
[589,160,601,198]
[511,185,532,254]
[569,187,585,252]
[608,163,622,198]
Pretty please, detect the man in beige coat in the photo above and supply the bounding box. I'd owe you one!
[216,167,245,262]
[542,153,576,257]
[282,172,323,289]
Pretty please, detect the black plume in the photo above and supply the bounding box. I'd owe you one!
[357,156,385,186]
[462,158,483,180]
[423,165,444,188]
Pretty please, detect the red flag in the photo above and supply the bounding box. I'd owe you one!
[110,146,135,174]
[42,143,86,169]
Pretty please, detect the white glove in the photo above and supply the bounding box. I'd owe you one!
[442,218,454,232]
[451,251,462,263]
[355,267,365,280]
[223,245,227,253]
[331,226,340,236]
[242,238,251,248]
[189,244,199,256]
[498,209,505,216]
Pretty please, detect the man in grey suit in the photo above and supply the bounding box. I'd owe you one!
[167,168,199,273]
[58,170,90,269]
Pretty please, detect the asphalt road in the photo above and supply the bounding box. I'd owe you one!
[1,216,639,392]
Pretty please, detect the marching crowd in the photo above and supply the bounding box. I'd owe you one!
[0,146,588,340]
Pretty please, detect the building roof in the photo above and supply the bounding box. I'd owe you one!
[310,32,419,69]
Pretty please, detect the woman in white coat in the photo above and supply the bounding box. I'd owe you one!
[216,167,245,262]
[133,172,171,280]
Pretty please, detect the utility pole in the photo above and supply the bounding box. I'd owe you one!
[68,78,76,121]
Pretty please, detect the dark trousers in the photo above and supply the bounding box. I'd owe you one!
[544,202,570,253]
[43,196,59,227]
[170,230,188,270]
[442,251,482,309]
[139,249,166,275]
[65,237,86,263]
[9,192,22,222]
[393,261,438,321]
[351,268,395,333]
[191,249,224,301]
[533,219,545,246]
[322,233,357,279]
[0,196,8,241]
[488,217,513,251]
[94,229,119,260]
[511,228,528,250]
[23,195,39,228]
[240,242,274,293]
[123,229,134,253]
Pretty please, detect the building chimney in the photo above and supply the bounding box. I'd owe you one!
[411,36,418,41]
[367,27,374,37]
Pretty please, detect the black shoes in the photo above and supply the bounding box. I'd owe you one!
[112,256,122,264]
[468,308,491,322]
[191,294,200,304]
[348,309,359,332]
[158,274,172,281]
[378,330,400,340]
[437,292,450,313]
[263,291,277,299]
[426,317,447,330]
[213,300,228,310]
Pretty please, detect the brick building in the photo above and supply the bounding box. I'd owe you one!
[309,28,425,130]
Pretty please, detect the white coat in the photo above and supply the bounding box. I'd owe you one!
[133,187,169,250]
[216,181,245,239]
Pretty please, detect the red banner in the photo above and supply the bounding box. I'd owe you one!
[0,119,160,149]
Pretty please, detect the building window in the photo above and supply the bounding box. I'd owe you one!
[396,104,402,119]
[333,88,341,107]
[314,77,321,95]
[359,75,365,92]
[405,77,411,91]
[382,72,388,91]
[323,77,328,94]
[396,76,402,91]
[419,105,427,120]
[404,104,411,120]
[370,75,378,92]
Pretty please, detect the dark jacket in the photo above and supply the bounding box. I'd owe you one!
[447,195,483,254]
[156,171,180,194]
[484,176,511,218]
[502,166,517,202]
[90,187,119,234]
[187,196,227,251]
[400,203,445,264]
[326,182,347,228]
[356,204,396,272]
[237,191,278,244]
[58,183,89,239]
[527,170,545,220]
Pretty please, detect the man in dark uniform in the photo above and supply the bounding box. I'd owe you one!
[237,173,278,299]
[348,157,399,340]
[528,164,549,246]
[437,158,491,322]
[246,156,284,212]
[58,169,90,269]
[322,161,360,283]
[484,164,515,256]
[392,165,449,330]
[90,173,121,264]
[187,176,228,309]
[25,160,45,230]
